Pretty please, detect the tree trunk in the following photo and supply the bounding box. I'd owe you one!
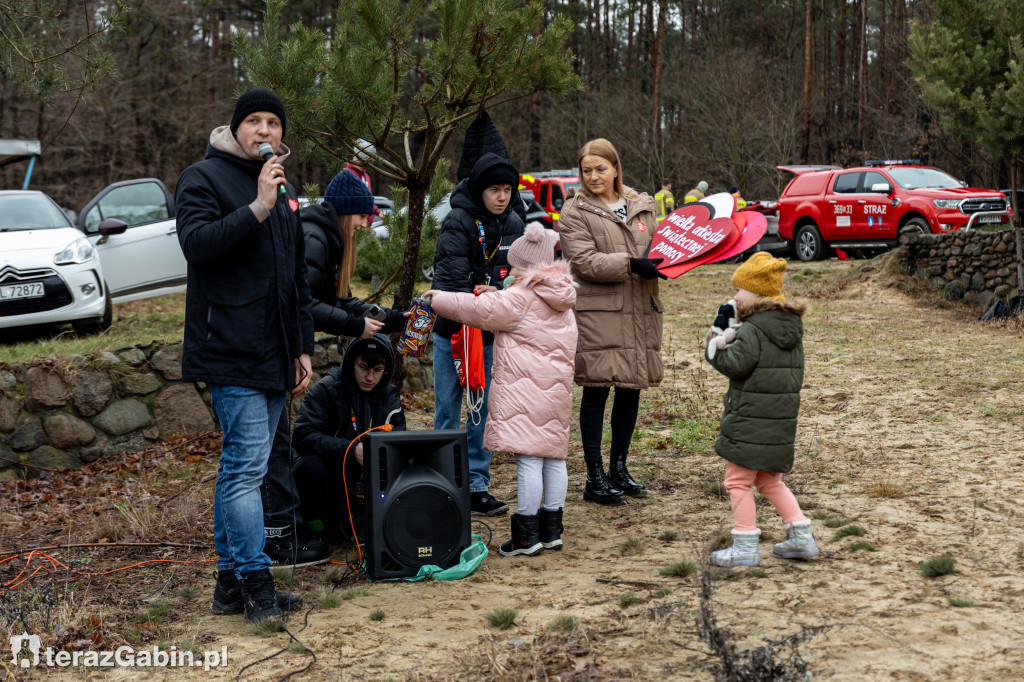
[858,0,869,152]
[801,0,813,162]
[398,179,427,313]
[1013,162,1024,293]
[652,0,666,158]
[529,13,543,169]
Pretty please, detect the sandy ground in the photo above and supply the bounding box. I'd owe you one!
[16,256,1024,680]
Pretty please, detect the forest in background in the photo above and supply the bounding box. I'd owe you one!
[0,0,1009,212]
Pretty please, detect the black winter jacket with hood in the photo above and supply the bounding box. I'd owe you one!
[299,201,405,337]
[431,153,525,341]
[291,334,406,465]
[175,126,314,391]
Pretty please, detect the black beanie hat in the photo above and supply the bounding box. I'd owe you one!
[469,154,519,204]
[230,88,287,138]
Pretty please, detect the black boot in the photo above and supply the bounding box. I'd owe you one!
[538,508,564,550]
[239,569,284,623]
[211,569,303,616]
[583,461,623,505]
[264,528,330,568]
[498,513,543,556]
[608,450,647,498]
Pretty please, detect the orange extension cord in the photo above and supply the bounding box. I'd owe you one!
[340,424,392,571]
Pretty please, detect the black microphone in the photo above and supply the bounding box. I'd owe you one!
[258,142,286,195]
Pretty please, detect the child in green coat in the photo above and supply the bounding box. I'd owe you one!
[704,252,818,567]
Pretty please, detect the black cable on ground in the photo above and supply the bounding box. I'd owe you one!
[471,518,494,547]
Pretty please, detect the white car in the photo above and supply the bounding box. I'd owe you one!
[0,190,111,333]
[0,178,189,334]
[76,178,187,303]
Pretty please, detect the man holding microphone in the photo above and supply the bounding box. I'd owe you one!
[175,88,314,624]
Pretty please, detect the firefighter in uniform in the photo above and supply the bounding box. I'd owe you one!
[654,179,675,217]
[684,180,709,204]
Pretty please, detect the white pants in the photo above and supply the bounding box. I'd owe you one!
[514,454,568,515]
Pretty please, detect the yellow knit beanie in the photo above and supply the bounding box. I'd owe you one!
[732,252,787,301]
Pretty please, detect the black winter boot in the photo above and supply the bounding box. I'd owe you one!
[239,570,284,623]
[538,508,564,550]
[211,569,303,616]
[583,461,623,505]
[499,514,543,556]
[608,450,647,498]
[264,528,330,568]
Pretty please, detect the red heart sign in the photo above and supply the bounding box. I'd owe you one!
[659,211,769,278]
[647,202,736,267]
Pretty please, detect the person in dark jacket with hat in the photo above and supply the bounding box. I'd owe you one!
[258,169,409,570]
[431,150,525,516]
[299,170,407,337]
[176,87,312,623]
[292,334,406,543]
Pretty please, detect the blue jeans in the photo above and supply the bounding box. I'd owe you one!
[209,385,286,579]
[433,333,493,493]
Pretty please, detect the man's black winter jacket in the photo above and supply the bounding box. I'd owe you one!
[176,143,314,391]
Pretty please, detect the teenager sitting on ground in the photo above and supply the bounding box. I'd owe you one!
[291,334,406,544]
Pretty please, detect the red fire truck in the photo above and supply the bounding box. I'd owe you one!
[776,160,1011,261]
[519,170,580,236]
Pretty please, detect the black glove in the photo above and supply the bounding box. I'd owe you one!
[629,257,667,280]
[713,301,736,330]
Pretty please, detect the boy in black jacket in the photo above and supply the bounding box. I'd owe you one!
[291,334,406,543]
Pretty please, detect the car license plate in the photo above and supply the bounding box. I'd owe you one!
[978,215,1002,223]
[0,282,45,300]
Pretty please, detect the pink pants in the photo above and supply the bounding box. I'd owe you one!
[724,462,807,531]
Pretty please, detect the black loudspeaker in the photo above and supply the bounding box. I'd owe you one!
[363,429,471,580]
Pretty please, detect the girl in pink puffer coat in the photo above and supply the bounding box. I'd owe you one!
[427,223,577,557]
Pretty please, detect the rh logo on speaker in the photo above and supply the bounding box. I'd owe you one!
[418,546,433,557]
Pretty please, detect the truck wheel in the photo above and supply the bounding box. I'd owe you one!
[905,217,930,235]
[794,224,823,262]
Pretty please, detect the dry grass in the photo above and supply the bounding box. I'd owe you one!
[866,480,906,498]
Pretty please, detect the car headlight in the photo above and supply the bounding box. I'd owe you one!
[54,238,96,265]
[932,199,961,209]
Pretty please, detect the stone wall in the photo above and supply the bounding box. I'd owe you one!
[0,336,433,479]
[897,226,1022,309]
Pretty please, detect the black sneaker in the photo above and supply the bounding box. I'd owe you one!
[470,491,509,517]
[239,570,284,623]
[264,532,330,568]
[211,569,302,615]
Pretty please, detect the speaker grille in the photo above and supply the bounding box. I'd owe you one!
[382,483,463,568]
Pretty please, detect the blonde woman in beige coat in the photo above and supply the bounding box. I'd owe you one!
[558,138,666,506]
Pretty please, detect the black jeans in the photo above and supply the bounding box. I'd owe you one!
[579,386,641,466]
[259,409,301,534]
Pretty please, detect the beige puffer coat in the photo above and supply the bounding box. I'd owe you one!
[557,188,664,389]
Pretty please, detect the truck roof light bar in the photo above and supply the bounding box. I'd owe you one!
[864,159,921,167]
[530,169,577,178]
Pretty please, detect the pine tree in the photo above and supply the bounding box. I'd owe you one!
[0,0,127,101]
[233,0,581,310]
[910,0,1024,288]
